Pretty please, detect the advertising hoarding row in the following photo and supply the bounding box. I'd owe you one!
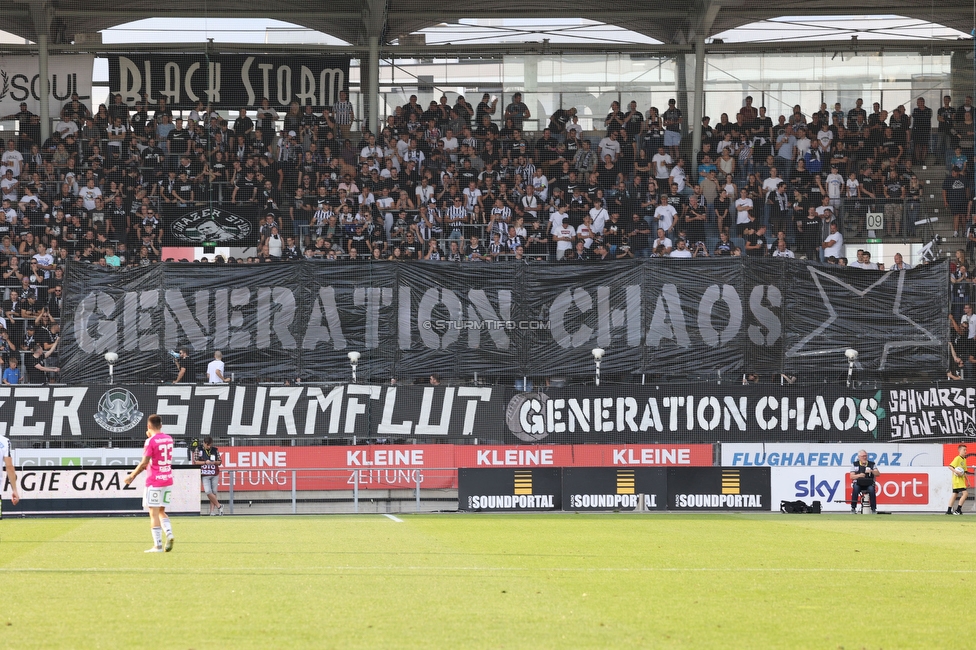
[9,443,964,513]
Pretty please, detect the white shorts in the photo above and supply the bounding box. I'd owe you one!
[143,486,173,510]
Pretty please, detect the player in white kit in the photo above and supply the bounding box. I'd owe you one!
[0,433,20,516]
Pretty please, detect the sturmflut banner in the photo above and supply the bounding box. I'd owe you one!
[107,54,350,110]
[0,383,890,443]
[60,259,948,384]
[0,55,94,118]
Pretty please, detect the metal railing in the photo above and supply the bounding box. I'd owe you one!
[220,467,459,515]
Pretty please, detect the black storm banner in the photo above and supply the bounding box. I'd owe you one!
[60,259,947,384]
[107,54,350,110]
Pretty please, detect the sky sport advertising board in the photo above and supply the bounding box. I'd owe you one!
[0,466,199,516]
[721,443,944,468]
[562,468,667,511]
[458,468,562,511]
[770,467,954,512]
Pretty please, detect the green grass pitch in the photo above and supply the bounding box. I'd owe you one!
[0,513,973,649]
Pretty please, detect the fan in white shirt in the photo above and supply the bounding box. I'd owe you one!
[551,217,576,260]
[80,180,103,211]
[652,228,673,254]
[441,131,459,159]
[576,216,595,249]
[1,147,23,178]
[589,201,609,235]
[651,150,672,179]
[825,167,844,199]
[653,202,677,233]
[463,185,483,214]
[822,222,844,259]
[816,128,834,149]
[734,190,754,227]
[771,240,795,258]
[761,173,783,196]
[415,181,435,206]
[669,163,687,193]
[668,239,693,258]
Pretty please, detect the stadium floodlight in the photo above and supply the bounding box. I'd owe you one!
[347,351,361,383]
[104,351,118,384]
[845,349,858,387]
[591,348,605,386]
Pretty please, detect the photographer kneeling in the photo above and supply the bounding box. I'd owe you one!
[850,449,880,514]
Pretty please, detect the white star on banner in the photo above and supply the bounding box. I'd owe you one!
[785,267,941,370]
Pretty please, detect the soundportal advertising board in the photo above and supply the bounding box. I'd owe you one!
[561,467,666,511]
[458,467,771,512]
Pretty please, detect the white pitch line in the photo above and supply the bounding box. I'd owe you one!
[384,514,404,523]
[0,566,973,575]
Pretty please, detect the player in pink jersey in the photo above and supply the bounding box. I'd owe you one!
[125,414,176,553]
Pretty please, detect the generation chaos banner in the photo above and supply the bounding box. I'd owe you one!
[60,259,948,384]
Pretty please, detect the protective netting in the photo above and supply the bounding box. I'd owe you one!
[0,39,972,446]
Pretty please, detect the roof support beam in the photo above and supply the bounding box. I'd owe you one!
[693,0,723,37]
[361,0,388,133]
[0,37,963,57]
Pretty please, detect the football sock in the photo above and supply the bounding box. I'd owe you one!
[161,518,173,538]
[151,527,163,548]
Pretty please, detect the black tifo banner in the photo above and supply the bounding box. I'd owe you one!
[0,383,901,443]
[107,54,350,110]
[162,205,261,247]
[60,259,947,383]
[459,467,771,512]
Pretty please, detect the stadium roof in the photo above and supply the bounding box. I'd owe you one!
[4,0,973,47]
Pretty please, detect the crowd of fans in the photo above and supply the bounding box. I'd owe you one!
[0,89,970,269]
